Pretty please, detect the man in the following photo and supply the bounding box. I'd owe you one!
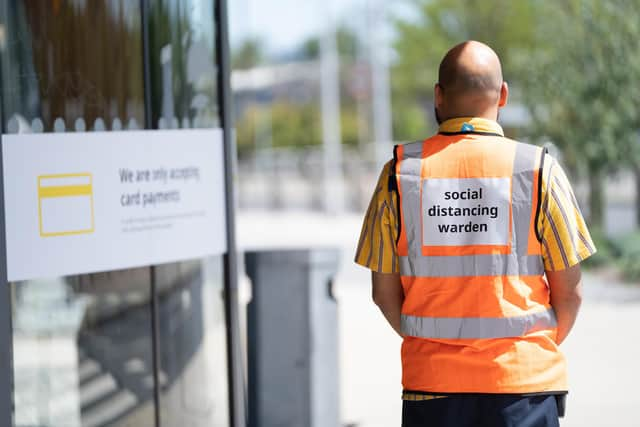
[355,41,596,427]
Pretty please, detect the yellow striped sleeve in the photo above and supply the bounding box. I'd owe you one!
[538,156,596,271]
[354,161,400,273]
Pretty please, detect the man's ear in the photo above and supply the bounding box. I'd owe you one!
[498,81,509,107]
[434,83,443,108]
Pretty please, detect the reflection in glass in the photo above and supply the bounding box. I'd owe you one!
[127,118,140,130]
[75,118,87,132]
[7,116,19,133]
[156,258,230,426]
[53,118,65,133]
[93,118,107,132]
[0,1,145,133]
[148,1,230,424]
[149,0,220,130]
[11,269,156,427]
[31,118,43,133]
[12,279,86,426]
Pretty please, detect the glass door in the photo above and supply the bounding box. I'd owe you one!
[0,1,230,426]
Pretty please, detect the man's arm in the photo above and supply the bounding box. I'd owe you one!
[372,271,404,338]
[546,264,583,345]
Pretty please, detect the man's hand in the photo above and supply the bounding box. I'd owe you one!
[372,271,404,338]
[546,264,583,345]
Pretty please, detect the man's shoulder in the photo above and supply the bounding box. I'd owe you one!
[393,139,426,159]
[505,138,542,149]
[395,138,427,148]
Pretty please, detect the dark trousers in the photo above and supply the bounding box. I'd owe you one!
[402,395,559,427]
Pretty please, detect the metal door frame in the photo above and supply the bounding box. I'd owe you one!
[213,0,247,426]
[0,63,14,427]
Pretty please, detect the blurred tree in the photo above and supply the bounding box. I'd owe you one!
[269,102,321,148]
[393,0,640,228]
[391,0,544,141]
[298,26,360,62]
[233,25,362,159]
[15,1,145,129]
[232,38,264,69]
[148,1,196,127]
[235,100,360,158]
[519,0,640,228]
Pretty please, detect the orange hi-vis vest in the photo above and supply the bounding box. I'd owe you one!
[394,122,567,394]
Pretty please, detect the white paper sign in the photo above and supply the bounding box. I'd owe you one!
[422,177,510,247]
[3,129,227,281]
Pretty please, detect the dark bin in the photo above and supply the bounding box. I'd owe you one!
[245,249,340,427]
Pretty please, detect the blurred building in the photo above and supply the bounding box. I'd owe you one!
[232,61,321,114]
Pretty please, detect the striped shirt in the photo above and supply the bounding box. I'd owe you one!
[355,133,596,274]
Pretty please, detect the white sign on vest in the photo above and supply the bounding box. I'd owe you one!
[422,177,511,247]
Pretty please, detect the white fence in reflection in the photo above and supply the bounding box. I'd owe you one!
[237,147,639,236]
[237,147,386,213]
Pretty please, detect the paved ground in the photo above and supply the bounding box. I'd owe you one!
[237,210,640,427]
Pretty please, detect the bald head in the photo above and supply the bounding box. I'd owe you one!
[434,41,508,122]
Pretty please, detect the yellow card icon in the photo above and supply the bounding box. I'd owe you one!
[38,173,95,237]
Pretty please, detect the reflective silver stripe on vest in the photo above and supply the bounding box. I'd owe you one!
[396,141,544,277]
[398,141,425,258]
[399,253,543,277]
[512,143,540,255]
[401,307,557,339]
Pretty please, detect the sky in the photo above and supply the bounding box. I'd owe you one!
[228,0,372,53]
